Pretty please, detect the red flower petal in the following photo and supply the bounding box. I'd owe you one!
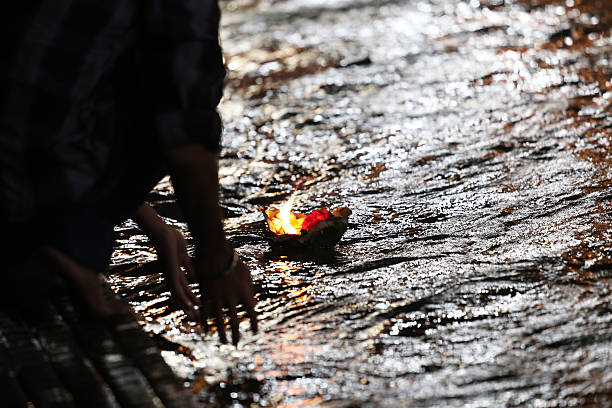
[302,209,332,231]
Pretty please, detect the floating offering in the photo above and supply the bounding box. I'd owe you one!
[261,194,350,249]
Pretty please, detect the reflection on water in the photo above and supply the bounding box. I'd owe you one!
[110,0,612,406]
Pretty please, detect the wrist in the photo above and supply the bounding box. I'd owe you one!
[195,241,235,278]
[196,241,232,263]
[201,249,239,281]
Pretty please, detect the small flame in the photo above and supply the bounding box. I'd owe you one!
[266,190,305,235]
[279,192,298,234]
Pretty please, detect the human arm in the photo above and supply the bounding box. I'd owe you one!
[166,144,257,345]
[137,1,257,344]
[133,202,202,321]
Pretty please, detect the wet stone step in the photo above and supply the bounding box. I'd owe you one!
[0,315,74,407]
[53,295,178,408]
[31,307,118,407]
[0,284,193,408]
[0,346,31,406]
[112,317,193,408]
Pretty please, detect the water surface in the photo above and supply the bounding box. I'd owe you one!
[110,1,612,406]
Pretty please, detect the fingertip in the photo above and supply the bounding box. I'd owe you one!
[188,290,201,307]
[228,305,240,346]
[215,311,228,344]
[246,301,258,334]
[192,305,201,321]
[184,257,197,279]
[201,303,211,332]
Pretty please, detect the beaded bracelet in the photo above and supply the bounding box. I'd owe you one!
[206,249,240,281]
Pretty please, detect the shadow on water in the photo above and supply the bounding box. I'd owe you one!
[262,248,346,267]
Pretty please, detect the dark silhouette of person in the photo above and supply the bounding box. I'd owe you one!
[0,1,257,345]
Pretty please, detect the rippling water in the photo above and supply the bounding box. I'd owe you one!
[109,0,612,406]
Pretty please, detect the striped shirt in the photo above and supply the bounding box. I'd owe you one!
[1,1,226,223]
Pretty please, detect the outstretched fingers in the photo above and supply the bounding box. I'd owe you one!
[226,298,240,346]
[196,257,259,345]
[170,273,199,321]
[234,260,258,335]
[179,269,201,309]
[213,301,228,344]
[182,252,198,281]
[200,291,256,345]
[243,290,258,334]
[200,299,211,332]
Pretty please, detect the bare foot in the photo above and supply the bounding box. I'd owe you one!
[39,246,130,318]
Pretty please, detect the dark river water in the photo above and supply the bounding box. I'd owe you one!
[109,0,612,406]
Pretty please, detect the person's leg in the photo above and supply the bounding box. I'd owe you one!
[40,245,129,317]
[3,210,129,317]
[4,253,55,308]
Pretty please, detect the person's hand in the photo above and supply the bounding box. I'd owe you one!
[134,203,202,321]
[197,255,258,345]
[153,225,202,321]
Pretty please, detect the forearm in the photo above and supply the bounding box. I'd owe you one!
[165,143,232,272]
[133,202,168,246]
